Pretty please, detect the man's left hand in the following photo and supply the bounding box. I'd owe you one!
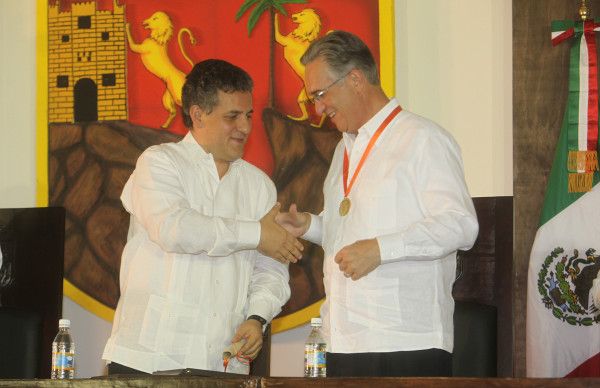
[231,319,263,359]
[334,238,381,280]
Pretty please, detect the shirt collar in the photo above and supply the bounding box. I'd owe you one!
[342,98,400,149]
[182,131,242,171]
[183,131,211,165]
[358,98,399,137]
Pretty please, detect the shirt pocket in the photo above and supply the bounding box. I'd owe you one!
[139,294,204,356]
[362,178,397,232]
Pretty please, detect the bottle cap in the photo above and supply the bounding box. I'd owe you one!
[311,317,322,325]
[59,319,71,328]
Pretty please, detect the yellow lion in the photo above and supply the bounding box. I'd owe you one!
[275,8,326,127]
[126,11,197,129]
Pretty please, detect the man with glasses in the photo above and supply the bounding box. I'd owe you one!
[277,31,478,377]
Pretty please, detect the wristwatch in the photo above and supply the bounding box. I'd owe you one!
[247,315,267,326]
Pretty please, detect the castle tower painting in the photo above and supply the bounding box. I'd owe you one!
[48,0,127,123]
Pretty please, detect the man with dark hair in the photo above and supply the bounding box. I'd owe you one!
[103,59,303,374]
[277,31,479,377]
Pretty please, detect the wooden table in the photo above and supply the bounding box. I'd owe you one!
[1,376,600,387]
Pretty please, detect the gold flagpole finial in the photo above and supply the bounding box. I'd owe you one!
[580,0,590,20]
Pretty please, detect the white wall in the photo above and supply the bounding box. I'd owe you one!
[396,0,513,197]
[0,0,38,208]
[0,0,512,378]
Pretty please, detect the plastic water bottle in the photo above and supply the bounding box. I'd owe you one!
[304,317,327,377]
[51,319,75,379]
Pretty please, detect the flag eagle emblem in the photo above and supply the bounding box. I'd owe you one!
[537,247,600,326]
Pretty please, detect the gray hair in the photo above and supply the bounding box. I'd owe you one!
[301,30,380,85]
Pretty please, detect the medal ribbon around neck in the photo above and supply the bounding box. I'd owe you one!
[340,105,403,216]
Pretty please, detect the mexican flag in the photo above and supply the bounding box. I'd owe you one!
[526,19,600,377]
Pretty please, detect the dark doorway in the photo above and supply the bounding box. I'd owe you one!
[74,78,98,122]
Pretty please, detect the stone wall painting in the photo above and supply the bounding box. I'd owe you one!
[39,0,394,332]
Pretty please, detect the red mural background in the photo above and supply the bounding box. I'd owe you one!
[51,0,380,175]
[46,0,382,328]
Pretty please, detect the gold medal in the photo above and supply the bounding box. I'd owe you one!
[339,197,351,216]
[340,106,402,218]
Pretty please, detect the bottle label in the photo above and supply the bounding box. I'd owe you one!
[52,352,74,370]
[304,349,326,368]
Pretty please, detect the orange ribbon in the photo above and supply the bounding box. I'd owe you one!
[342,105,403,197]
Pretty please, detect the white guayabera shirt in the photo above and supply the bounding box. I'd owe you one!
[303,100,478,354]
[103,132,290,373]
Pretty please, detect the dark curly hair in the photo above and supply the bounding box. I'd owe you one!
[181,59,254,128]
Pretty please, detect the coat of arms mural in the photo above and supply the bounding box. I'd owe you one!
[40,0,392,331]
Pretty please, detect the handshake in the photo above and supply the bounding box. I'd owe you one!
[257,202,311,264]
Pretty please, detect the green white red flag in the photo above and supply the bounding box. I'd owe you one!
[526,19,600,377]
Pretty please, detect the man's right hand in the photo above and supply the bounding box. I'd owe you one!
[258,203,304,263]
[275,203,311,237]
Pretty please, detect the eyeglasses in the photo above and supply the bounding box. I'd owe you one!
[309,72,350,103]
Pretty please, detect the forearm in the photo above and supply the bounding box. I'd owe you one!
[125,148,263,256]
[143,207,260,256]
[378,209,478,264]
[246,256,291,322]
